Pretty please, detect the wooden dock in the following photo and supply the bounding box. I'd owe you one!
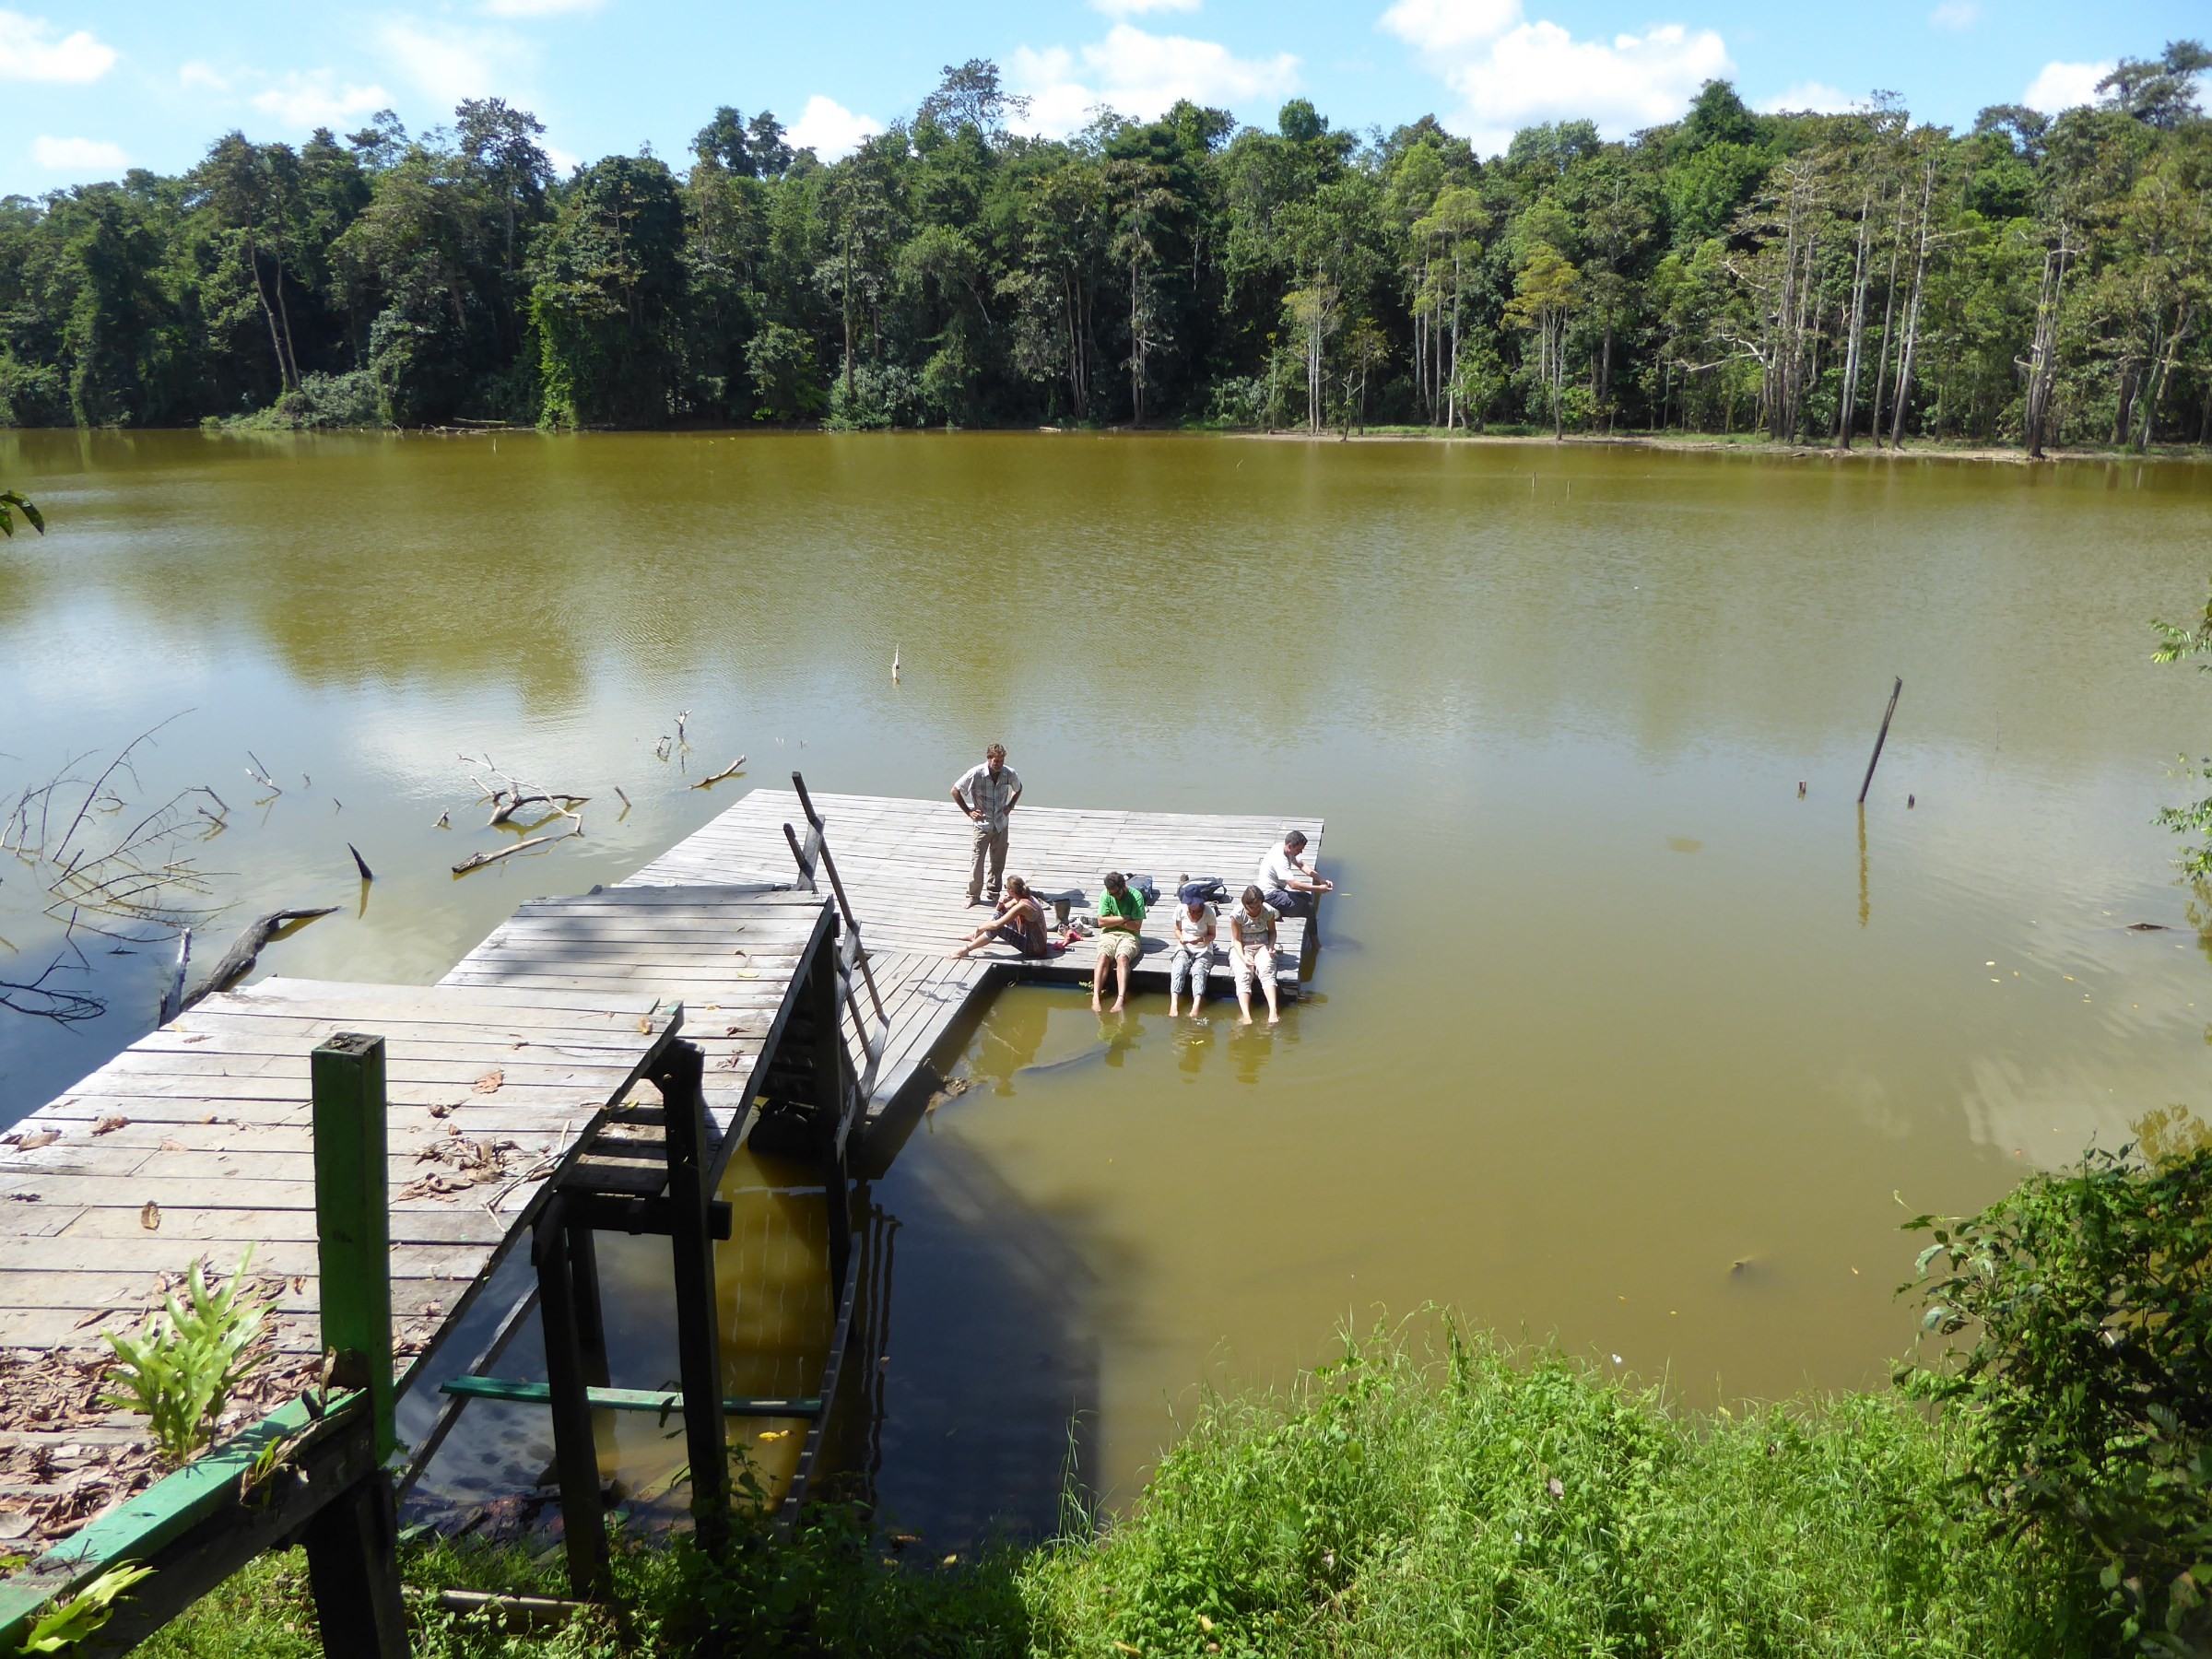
[0,780,1324,1650]
[629,788,1324,1137]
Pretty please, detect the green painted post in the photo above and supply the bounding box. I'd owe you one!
[312,1033,395,1463]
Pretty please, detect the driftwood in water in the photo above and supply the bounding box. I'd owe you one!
[692,755,747,789]
[488,791,588,828]
[180,908,337,1011]
[453,822,582,876]
[347,842,374,880]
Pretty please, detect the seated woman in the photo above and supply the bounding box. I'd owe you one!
[1167,891,1215,1017]
[1227,884,1282,1026]
[949,875,1048,959]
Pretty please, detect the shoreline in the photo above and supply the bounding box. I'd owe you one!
[1230,426,2212,465]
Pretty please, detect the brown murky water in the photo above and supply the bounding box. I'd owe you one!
[5,429,2211,1537]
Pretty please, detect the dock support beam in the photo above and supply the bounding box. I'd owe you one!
[657,1038,730,1549]
[534,1196,608,1598]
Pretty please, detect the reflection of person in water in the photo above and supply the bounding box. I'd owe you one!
[1100,1008,1141,1066]
[1176,1018,1215,1079]
[1226,1020,1276,1086]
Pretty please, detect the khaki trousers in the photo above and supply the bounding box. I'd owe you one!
[968,821,1009,901]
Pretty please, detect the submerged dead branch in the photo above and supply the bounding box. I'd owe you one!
[178,909,338,1011]
[692,755,747,789]
[452,822,583,876]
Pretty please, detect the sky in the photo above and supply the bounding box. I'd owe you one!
[0,0,2205,194]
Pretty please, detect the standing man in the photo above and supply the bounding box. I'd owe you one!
[951,743,1022,908]
[1256,828,1333,919]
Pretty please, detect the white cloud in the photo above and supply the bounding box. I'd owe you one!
[0,9,117,82]
[1008,23,1300,135]
[1759,80,1855,113]
[31,135,128,171]
[1378,0,1524,53]
[1377,0,1727,154]
[377,18,527,107]
[178,60,231,92]
[1927,0,1979,30]
[786,94,880,159]
[482,0,602,15]
[545,144,581,176]
[253,72,393,129]
[2023,59,2111,113]
[1088,0,1201,15]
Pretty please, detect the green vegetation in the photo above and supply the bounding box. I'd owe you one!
[135,1327,2089,1659]
[3,51,2209,449]
[1902,1142,2212,1653]
[99,1255,268,1465]
[16,1563,155,1655]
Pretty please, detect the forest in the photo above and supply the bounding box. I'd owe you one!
[1,46,2207,453]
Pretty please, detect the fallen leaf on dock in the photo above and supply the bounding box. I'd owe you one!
[140,1202,159,1230]
[93,1116,129,1135]
[159,1138,186,1153]
[11,1130,59,1151]
[429,1102,453,1118]
[73,1310,108,1329]
[473,1070,503,1094]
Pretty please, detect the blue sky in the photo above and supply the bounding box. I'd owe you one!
[1,0,2203,194]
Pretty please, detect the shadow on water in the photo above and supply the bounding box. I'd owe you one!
[399,1068,1101,1551]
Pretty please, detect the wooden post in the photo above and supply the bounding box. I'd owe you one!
[310,1034,394,1461]
[1857,677,1903,805]
[533,1197,607,1597]
[300,1470,409,1659]
[815,926,853,1289]
[569,1226,609,1391]
[657,1038,729,1547]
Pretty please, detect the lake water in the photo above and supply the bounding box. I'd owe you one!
[5,429,2211,1540]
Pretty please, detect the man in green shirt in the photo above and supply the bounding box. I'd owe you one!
[1092,870,1147,1015]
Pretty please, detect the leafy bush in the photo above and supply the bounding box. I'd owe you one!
[744,323,827,424]
[823,360,917,430]
[100,1254,269,1464]
[1902,1142,2212,1652]
[1023,1321,2085,1657]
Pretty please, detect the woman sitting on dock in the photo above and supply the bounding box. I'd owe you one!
[1228,885,1282,1026]
[949,875,1048,959]
[1167,888,1215,1017]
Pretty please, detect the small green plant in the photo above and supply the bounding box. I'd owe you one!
[0,488,42,539]
[18,1563,154,1654]
[100,1253,269,1464]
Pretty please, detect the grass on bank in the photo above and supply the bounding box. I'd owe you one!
[136,1320,2098,1659]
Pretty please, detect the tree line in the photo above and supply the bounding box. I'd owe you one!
[2,48,2207,453]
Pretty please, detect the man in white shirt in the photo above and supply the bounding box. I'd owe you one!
[950,744,1022,906]
[1255,829,1332,919]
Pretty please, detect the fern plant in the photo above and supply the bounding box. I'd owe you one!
[100,1253,268,1464]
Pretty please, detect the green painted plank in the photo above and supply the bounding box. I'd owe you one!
[438,1375,821,1418]
[0,1393,363,1647]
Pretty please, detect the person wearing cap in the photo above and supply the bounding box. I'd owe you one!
[950,744,1022,907]
[1166,888,1215,1016]
[1255,829,1331,919]
[1091,870,1146,1015]
[1227,885,1282,1025]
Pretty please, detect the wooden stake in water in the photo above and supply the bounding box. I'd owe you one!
[1857,677,1903,805]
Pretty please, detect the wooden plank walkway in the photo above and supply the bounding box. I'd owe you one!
[435,883,835,1179]
[0,980,677,1534]
[629,790,1326,1128]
